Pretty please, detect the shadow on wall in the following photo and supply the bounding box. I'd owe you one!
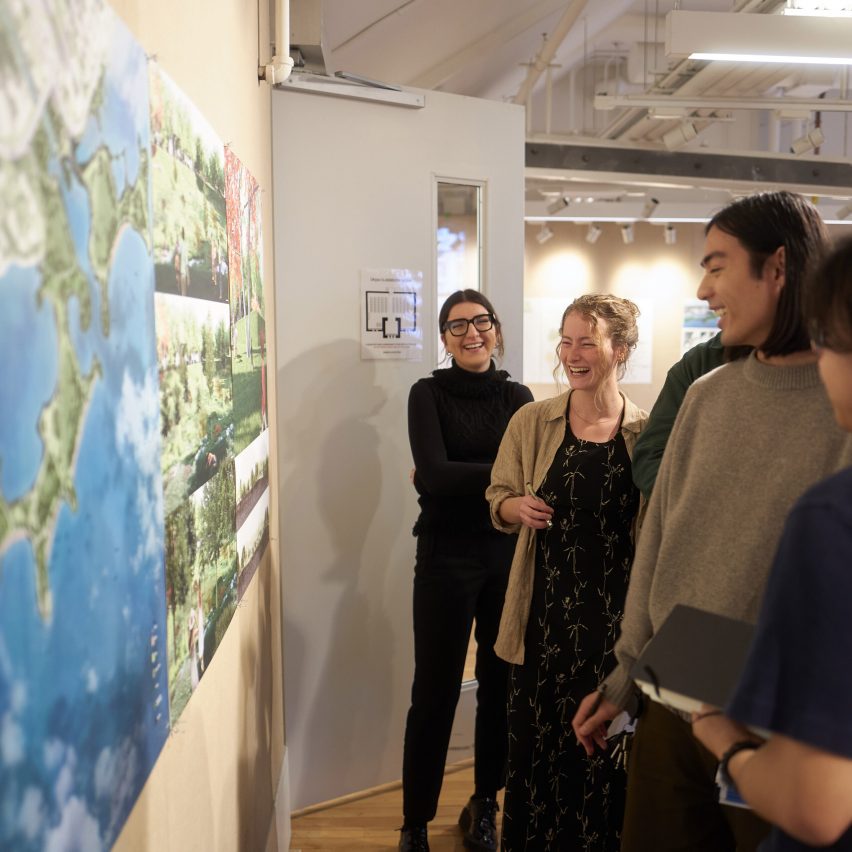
[278,338,404,805]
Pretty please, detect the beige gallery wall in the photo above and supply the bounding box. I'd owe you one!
[524,219,711,412]
[524,218,850,412]
[108,0,286,849]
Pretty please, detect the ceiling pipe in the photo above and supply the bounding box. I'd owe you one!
[260,0,295,85]
[513,0,589,105]
[598,94,852,112]
[598,0,785,139]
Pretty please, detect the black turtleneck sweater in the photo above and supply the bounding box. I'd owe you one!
[408,361,533,535]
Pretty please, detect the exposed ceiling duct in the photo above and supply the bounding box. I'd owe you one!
[512,0,588,105]
[315,0,852,218]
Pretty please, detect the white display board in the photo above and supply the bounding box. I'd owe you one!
[622,299,653,386]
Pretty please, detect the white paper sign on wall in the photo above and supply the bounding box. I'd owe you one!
[360,268,423,360]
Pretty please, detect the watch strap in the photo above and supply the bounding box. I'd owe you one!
[718,739,761,789]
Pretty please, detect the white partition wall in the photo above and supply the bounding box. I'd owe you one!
[272,86,524,809]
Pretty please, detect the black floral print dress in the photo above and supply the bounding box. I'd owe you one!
[501,410,639,851]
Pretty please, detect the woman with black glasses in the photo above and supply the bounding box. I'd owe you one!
[399,290,533,852]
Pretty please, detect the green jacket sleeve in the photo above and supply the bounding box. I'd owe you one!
[631,333,725,499]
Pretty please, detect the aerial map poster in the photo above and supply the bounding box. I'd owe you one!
[0,1,169,848]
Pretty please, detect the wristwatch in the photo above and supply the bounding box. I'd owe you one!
[718,739,761,789]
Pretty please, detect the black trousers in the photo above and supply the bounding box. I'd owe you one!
[402,527,516,823]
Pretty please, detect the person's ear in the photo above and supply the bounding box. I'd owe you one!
[765,245,786,293]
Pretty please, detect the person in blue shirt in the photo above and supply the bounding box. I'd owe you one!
[691,234,852,850]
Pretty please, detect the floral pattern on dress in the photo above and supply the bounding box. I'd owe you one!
[502,420,639,851]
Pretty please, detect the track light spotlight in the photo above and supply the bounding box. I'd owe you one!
[662,121,697,151]
[640,197,660,219]
[837,202,852,220]
[664,224,677,245]
[545,196,570,215]
[536,224,554,245]
[620,223,634,245]
[586,224,602,244]
[790,126,824,155]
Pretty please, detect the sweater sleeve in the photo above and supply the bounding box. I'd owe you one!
[631,333,724,499]
[408,379,493,497]
[602,388,692,708]
[512,382,535,412]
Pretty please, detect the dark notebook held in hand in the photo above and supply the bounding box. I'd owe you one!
[631,604,755,714]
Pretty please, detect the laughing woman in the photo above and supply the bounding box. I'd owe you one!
[486,295,647,851]
[399,290,533,852]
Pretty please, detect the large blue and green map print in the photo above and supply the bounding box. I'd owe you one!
[0,1,168,848]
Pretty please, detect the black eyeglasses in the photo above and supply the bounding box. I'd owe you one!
[443,313,495,337]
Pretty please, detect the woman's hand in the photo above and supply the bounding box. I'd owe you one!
[690,705,754,760]
[572,691,619,755]
[498,495,554,529]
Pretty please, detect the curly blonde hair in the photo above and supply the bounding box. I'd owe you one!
[555,294,640,384]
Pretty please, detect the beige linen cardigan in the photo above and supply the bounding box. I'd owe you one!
[486,390,647,665]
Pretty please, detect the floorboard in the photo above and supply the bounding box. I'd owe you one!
[290,760,503,850]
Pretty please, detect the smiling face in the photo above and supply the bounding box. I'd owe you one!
[441,300,498,372]
[559,311,621,390]
[697,226,785,349]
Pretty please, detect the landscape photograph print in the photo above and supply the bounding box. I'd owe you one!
[149,65,229,304]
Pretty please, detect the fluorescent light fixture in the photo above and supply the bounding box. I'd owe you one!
[662,122,697,150]
[536,224,554,244]
[836,202,852,219]
[620,223,634,245]
[666,10,852,65]
[648,106,690,120]
[586,224,602,244]
[664,224,677,245]
[545,196,570,215]
[790,126,825,154]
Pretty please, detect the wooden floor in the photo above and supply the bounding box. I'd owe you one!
[290,760,503,851]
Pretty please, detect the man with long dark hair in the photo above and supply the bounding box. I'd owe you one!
[572,192,852,851]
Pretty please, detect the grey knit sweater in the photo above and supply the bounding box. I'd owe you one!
[602,353,852,709]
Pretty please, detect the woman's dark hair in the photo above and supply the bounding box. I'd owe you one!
[806,234,852,353]
[707,191,828,357]
[438,289,504,358]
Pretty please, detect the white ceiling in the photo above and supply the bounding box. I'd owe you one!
[296,0,852,220]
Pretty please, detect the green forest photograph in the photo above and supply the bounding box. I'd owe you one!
[150,65,229,304]
[156,293,234,516]
[164,460,237,723]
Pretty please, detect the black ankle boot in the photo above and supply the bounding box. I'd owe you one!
[399,824,429,852]
[458,795,498,851]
